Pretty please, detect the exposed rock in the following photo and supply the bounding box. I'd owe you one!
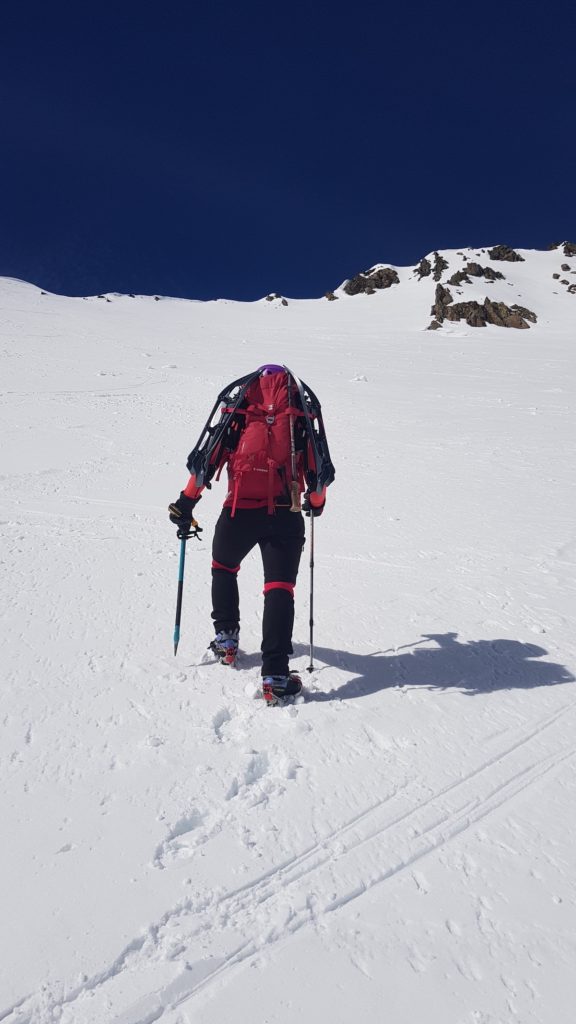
[563,241,576,257]
[265,292,287,303]
[343,266,400,296]
[485,300,512,326]
[561,279,569,285]
[431,284,535,328]
[431,284,453,320]
[427,319,443,330]
[448,262,505,286]
[448,270,471,286]
[553,273,561,279]
[445,301,487,327]
[483,299,536,327]
[511,304,537,323]
[415,257,432,279]
[547,242,561,250]
[561,264,571,271]
[568,284,576,294]
[468,262,504,281]
[488,244,525,262]
[432,252,449,281]
[324,291,338,301]
[504,313,530,329]
[281,298,288,306]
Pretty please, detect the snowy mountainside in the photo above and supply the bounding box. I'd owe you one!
[333,242,576,331]
[1,249,575,1024]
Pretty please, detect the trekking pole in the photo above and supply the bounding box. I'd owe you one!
[307,513,315,672]
[173,536,187,655]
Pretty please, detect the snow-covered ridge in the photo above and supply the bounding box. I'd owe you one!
[3,242,575,332]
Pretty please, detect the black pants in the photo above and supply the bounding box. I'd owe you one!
[211,507,305,677]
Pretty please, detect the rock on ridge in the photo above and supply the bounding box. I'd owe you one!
[487,244,525,262]
[415,252,449,281]
[343,266,400,296]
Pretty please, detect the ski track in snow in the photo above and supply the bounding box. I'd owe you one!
[4,696,576,1023]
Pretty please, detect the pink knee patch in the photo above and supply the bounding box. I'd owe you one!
[263,581,294,596]
[212,560,240,574]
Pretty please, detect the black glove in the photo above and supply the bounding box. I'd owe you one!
[302,491,325,518]
[168,493,203,540]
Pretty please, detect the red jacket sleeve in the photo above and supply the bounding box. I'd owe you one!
[182,474,205,502]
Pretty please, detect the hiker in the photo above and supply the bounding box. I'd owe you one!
[168,364,334,705]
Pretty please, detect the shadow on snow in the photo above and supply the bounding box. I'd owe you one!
[295,632,575,701]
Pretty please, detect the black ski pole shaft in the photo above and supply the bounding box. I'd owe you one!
[307,513,315,672]
[173,537,187,655]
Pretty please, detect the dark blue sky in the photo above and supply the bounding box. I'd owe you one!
[1,1,574,300]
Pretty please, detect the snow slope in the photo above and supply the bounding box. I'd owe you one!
[1,247,575,1023]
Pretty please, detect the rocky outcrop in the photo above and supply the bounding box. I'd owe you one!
[550,241,576,256]
[265,293,289,306]
[431,284,453,321]
[488,244,525,262]
[344,266,400,296]
[430,285,536,328]
[467,262,505,281]
[324,291,338,301]
[448,270,472,287]
[510,304,538,323]
[432,252,449,281]
[448,262,505,286]
[415,252,449,281]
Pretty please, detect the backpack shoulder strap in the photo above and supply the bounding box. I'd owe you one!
[186,370,261,487]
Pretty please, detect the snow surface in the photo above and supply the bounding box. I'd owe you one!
[1,247,576,1023]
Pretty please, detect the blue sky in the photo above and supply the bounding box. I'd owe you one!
[1,1,574,300]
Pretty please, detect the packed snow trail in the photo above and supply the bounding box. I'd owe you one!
[1,252,575,1023]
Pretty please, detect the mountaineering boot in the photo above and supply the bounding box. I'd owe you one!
[209,629,239,665]
[261,672,303,707]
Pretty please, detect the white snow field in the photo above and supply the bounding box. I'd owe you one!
[1,246,575,1024]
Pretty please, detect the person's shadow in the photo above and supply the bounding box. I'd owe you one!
[294,632,574,701]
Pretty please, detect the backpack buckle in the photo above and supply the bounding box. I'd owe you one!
[266,415,275,424]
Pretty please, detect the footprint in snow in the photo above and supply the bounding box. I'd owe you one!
[212,707,232,741]
[153,809,209,868]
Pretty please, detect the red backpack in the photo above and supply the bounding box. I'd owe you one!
[225,371,300,515]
